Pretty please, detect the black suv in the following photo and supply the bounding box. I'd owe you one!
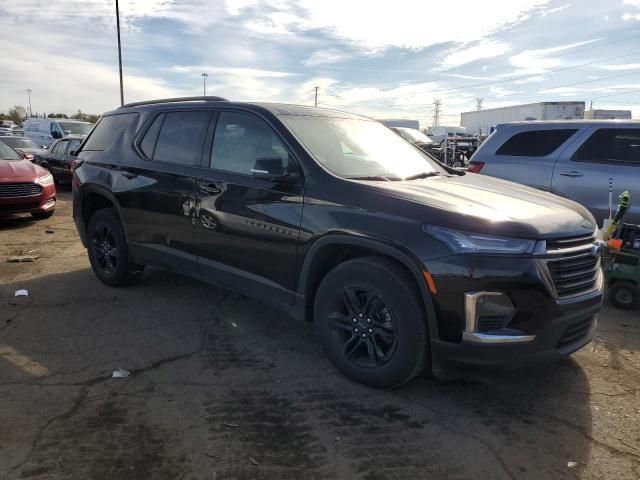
[72,97,603,388]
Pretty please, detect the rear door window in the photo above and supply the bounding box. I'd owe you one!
[153,111,210,166]
[83,113,138,151]
[496,129,577,157]
[574,128,640,165]
[56,140,69,155]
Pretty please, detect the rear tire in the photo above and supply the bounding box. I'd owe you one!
[87,208,144,287]
[314,256,429,388]
[609,282,639,310]
[31,211,54,220]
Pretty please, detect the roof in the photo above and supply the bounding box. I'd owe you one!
[108,97,367,120]
[497,119,640,128]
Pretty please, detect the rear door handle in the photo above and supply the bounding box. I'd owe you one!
[559,171,583,178]
[198,183,221,195]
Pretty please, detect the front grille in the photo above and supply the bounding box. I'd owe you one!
[0,201,40,213]
[558,318,594,348]
[543,235,600,300]
[0,182,42,198]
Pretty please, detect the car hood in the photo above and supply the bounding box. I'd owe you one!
[367,173,596,239]
[0,159,47,181]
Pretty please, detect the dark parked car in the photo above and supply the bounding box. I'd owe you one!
[34,135,84,184]
[72,97,603,388]
[0,135,46,161]
[0,141,56,219]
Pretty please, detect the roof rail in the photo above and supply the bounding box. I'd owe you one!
[119,96,229,109]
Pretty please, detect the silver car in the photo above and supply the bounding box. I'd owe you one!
[469,120,640,225]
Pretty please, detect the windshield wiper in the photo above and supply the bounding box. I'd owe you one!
[403,172,440,180]
[347,175,400,181]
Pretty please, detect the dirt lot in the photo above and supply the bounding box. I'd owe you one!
[1,190,639,480]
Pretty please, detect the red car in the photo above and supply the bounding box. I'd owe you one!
[0,141,56,219]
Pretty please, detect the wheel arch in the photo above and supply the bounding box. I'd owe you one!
[297,234,439,340]
[77,184,124,239]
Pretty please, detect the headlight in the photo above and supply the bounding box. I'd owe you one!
[37,173,54,186]
[424,225,535,255]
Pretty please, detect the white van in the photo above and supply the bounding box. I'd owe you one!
[24,118,93,147]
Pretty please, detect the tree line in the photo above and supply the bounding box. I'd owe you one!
[0,106,100,124]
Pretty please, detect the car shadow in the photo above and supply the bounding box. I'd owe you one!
[0,215,38,231]
[0,267,595,480]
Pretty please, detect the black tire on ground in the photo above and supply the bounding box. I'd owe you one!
[609,281,639,310]
[87,208,144,287]
[31,211,54,220]
[314,256,430,388]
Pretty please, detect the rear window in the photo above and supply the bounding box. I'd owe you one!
[496,129,577,157]
[82,113,138,151]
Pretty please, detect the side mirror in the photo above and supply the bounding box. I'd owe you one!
[250,157,298,183]
[69,150,77,156]
[52,131,62,139]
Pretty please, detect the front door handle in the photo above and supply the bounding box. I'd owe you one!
[198,183,221,195]
[559,171,583,178]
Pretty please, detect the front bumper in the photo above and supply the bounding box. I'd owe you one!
[0,184,56,216]
[424,248,603,370]
[431,289,601,370]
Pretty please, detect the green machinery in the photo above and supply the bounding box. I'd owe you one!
[603,191,640,310]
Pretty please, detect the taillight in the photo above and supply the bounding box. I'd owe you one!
[467,161,485,173]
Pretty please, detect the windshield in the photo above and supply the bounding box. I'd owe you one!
[0,142,21,160]
[2,137,39,149]
[59,121,93,135]
[396,127,433,144]
[281,116,442,179]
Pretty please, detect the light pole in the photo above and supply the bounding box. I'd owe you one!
[26,89,32,117]
[115,0,124,106]
[314,86,319,107]
[201,73,208,96]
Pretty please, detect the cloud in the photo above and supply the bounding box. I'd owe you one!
[507,39,599,74]
[598,63,640,71]
[440,41,511,69]
[304,49,353,66]
[171,66,299,78]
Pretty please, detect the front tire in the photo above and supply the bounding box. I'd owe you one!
[87,208,144,287]
[609,282,639,310]
[314,257,429,388]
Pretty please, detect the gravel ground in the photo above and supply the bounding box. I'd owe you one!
[1,189,639,480]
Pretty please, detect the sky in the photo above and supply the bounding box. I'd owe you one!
[1,0,639,127]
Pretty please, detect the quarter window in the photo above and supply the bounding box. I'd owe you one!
[575,128,640,164]
[496,129,577,157]
[139,113,165,159]
[210,112,288,175]
[83,113,139,152]
[153,111,210,166]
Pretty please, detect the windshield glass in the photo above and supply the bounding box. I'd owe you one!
[3,137,39,149]
[59,121,93,135]
[0,142,21,160]
[396,127,433,144]
[281,116,442,179]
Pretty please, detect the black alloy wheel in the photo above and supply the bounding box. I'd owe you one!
[315,256,429,388]
[92,222,118,275]
[329,286,399,368]
[87,208,144,287]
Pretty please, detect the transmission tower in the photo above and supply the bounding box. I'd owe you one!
[432,99,442,127]
[476,98,483,111]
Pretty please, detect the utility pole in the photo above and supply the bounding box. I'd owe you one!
[589,99,593,110]
[26,89,32,117]
[314,86,319,107]
[476,98,483,111]
[202,73,208,96]
[432,99,441,127]
[115,0,124,106]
